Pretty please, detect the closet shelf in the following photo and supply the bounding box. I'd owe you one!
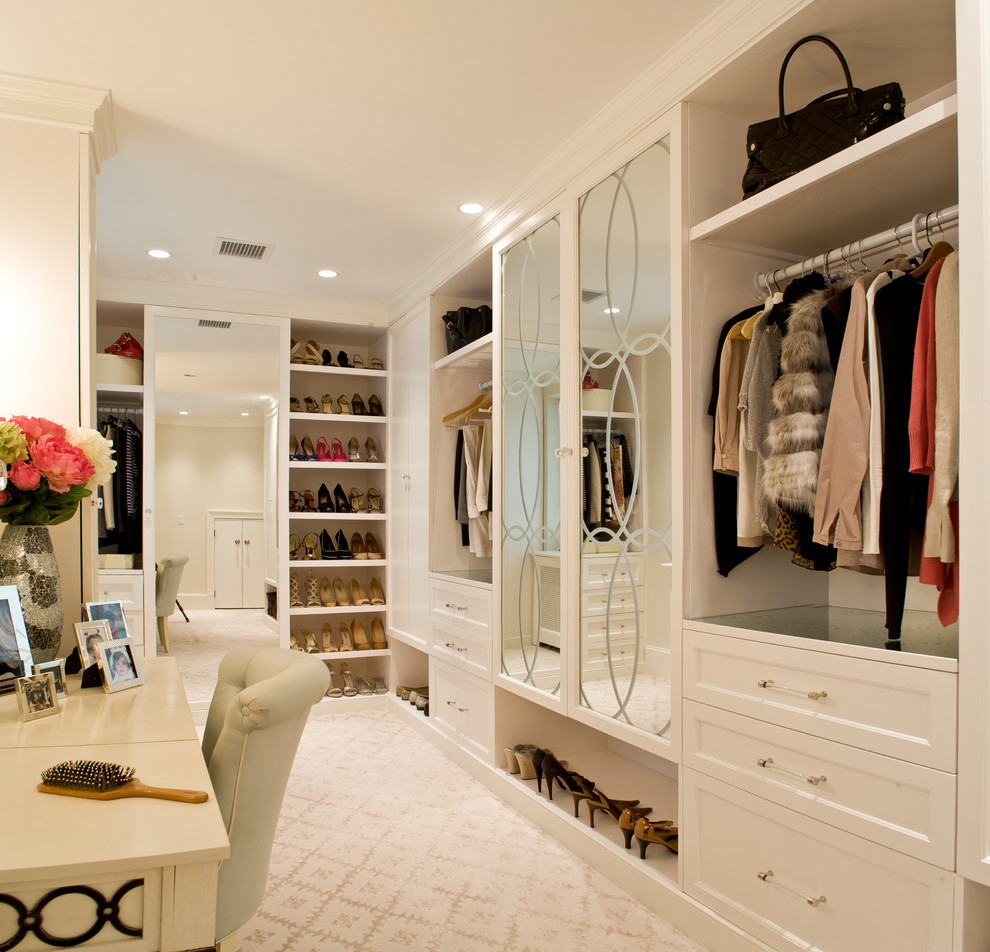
[689,96,958,259]
[289,412,388,423]
[288,512,386,521]
[290,365,386,378]
[289,461,386,470]
[289,605,387,616]
[289,558,386,568]
[306,648,389,659]
[582,409,635,420]
[434,332,494,371]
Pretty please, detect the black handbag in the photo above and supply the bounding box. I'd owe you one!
[741,35,904,199]
[442,305,493,354]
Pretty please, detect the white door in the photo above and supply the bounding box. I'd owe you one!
[214,518,244,609]
[240,518,265,609]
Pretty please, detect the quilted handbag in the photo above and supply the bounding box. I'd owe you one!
[741,34,904,198]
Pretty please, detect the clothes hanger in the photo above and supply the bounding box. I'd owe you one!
[442,393,485,424]
[910,212,954,279]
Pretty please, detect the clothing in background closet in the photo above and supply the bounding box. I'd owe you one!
[453,421,493,557]
[98,414,143,555]
[582,430,633,532]
[710,244,960,637]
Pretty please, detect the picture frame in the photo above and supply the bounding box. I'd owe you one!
[0,584,33,694]
[84,600,130,641]
[15,671,59,720]
[34,658,67,699]
[74,618,113,669]
[95,637,144,693]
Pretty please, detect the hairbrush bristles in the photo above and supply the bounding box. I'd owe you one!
[40,760,136,792]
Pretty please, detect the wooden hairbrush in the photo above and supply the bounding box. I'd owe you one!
[38,760,209,803]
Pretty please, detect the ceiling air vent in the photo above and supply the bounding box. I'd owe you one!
[198,319,232,330]
[213,237,274,262]
[551,289,606,303]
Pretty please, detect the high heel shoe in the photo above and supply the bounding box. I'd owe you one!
[585,789,651,830]
[337,395,351,414]
[325,663,343,698]
[301,435,318,460]
[319,528,337,560]
[364,437,380,461]
[304,396,320,414]
[364,532,383,559]
[371,675,388,694]
[303,340,322,365]
[338,661,358,695]
[338,622,354,652]
[303,630,319,653]
[321,394,336,413]
[321,349,336,367]
[289,490,304,512]
[333,484,351,512]
[370,357,384,370]
[350,578,370,605]
[317,482,333,512]
[335,529,352,559]
[351,532,367,559]
[355,676,375,696]
[347,436,361,461]
[633,817,678,858]
[337,351,351,368]
[305,573,320,607]
[321,622,336,652]
[371,617,387,649]
[289,631,303,651]
[351,354,366,369]
[289,434,300,460]
[289,339,303,364]
[367,488,383,512]
[369,577,385,604]
[348,487,366,512]
[302,533,319,560]
[289,394,302,412]
[368,394,384,416]
[332,576,350,606]
[536,750,596,815]
[351,618,371,651]
[351,393,367,415]
[289,575,303,608]
[320,576,335,606]
[289,534,301,560]
[302,489,317,512]
[330,438,346,461]
[512,745,539,780]
[315,437,332,461]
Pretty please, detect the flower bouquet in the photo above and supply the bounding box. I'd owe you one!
[0,416,116,526]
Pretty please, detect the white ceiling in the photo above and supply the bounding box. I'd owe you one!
[2,0,724,318]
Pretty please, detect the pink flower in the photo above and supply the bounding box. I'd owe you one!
[29,434,95,493]
[7,416,66,442]
[8,459,41,490]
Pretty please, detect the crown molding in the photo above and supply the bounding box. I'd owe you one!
[384,0,809,322]
[0,72,116,170]
[96,275,388,326]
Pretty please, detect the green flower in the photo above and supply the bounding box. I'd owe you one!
[0,420,28,465]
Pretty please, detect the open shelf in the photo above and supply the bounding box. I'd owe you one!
[433,332,494,371]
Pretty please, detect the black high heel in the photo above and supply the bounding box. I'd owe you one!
[368,394,384,416]
[337,350,351,368]
[585,789,651,830]
[334,529,352,559]
[351,393,367,415]
[536,750,596,816]
[321,348,336,367]
[319,529,337,560]
[333,483,351,512]
[317,483,334,513]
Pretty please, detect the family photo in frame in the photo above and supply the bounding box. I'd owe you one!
[84,600,129,640]
[15,670,59,721]
[0,585,33,693]
[35,658,67,699]
[74,618,114,669]
[95,637,144,693]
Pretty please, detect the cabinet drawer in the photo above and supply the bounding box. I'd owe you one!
[97,570,144,613]
[683,770,954,952]
[428,579,491,637]
[581,553,643,589]
[584,612,642,642]
[430,659,493,758]
[430,620,492,679]
[683,700,956,869]
[683,628,957,771]
[580,585,642,618]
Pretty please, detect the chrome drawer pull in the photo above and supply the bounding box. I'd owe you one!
[757,870,826,907]
[446,700,469,712]
[757,678,827,701]
[444,642,468,652]
[444,602,468,611]
[756,757,827,786]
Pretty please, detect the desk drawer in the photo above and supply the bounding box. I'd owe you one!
[683,700,956,868]
[682,628,957,771]
[429,579,491,637]
[430,620,492,679]
[683,770,954,952]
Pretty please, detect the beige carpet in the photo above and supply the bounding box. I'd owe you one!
[238,709,708,952]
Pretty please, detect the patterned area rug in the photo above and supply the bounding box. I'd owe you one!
[238,709,707,952]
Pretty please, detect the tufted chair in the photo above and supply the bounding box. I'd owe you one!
[202,647,329,949]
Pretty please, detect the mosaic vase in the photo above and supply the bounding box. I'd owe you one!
[0,524,63,664]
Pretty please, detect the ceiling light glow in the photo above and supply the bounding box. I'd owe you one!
[458,202,484,215]
[241,412,250,417]
[178,410,189,415]
[317,269,338,278]
[148,249,171,259]
[603,307,620,314]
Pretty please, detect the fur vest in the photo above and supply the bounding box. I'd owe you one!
[762,281,850,515]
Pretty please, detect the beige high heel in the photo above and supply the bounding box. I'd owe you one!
[350,578,370,605]
[321,622,336,652]
[371,617,387,649]
[338,662,358,696]
[324,662,343,698]
[333,576,350,606]
[320,576,335,607]
[289,631,303,651]
[289,575,303,608]
[338,621,354,651]
[369,577,385,605]
[302,630,318,653]
[351,619,372,651]
[305,574,320,607]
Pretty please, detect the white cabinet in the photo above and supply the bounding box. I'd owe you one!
[214,516,264,609]
[96,569,144,649]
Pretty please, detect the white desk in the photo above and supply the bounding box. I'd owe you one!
[0,658,229,951]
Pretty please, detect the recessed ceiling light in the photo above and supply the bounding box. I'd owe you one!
[603,307,620,314]
[241,412,250,417]
[317,269,338,278]
[178,410,188,416]
[458,202,484,215]
[148,249,171,259]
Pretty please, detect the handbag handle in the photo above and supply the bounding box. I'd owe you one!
[777,35,856,136]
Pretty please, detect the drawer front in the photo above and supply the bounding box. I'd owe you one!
[580,585,642,618]
[583,612,642,643]
[430,659,493,758]
[683,770,954,952]
[683,628,957,771]
[581,553,643,590]
[430,620,492,679]
[429,579,491,637]
[683,700,956,869]
[97,570,144,614]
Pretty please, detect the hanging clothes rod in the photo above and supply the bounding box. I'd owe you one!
[756,204,959,295]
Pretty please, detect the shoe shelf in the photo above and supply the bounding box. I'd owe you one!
[290,558,387,568]
[289,461,386,470]
[308,648,390,659]
[289,512,386,521]
[288,412,388,423]
[289,604,387,615]
[291,365,387,379]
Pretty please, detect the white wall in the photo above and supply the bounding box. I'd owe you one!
[155,422,264,602]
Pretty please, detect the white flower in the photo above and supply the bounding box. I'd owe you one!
[65,426,117,488]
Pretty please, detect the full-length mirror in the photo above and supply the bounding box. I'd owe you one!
[578,137,672,736]
[153,312,281,703]
[500,216,562,693]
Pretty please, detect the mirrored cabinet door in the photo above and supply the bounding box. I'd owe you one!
[577,137,672,737]
[500,216,562,695]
